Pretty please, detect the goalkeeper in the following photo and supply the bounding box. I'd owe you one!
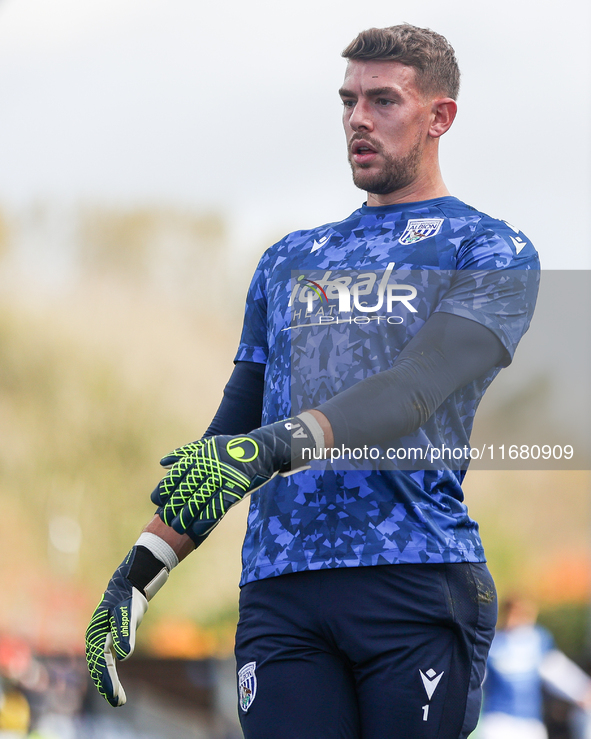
[86,23,539,739]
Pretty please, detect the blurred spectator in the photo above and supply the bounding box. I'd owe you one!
[0,635,33,737]
[479,597,591,739]
[0,683,30,737]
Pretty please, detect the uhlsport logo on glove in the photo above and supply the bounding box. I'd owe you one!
[119,605,130,638]
[226,437,260,463]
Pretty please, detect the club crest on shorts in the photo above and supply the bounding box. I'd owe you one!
[238,661,257,712]
[398,218,444,245]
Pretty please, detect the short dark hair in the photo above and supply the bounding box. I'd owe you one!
[342,24,460,100]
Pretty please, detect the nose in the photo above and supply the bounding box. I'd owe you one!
[348,99,374,132]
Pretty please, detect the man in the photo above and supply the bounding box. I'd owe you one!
[480,597,591,739]
[86,24,539,739]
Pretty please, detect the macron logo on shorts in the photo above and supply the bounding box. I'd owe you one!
[420,668,444,700]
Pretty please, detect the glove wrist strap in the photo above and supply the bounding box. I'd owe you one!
[135,532,179,571]
[296,412,325,454]
[255,414,324,474]
[131,533,178,600]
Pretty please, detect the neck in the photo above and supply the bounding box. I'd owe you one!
[366,165,450,207]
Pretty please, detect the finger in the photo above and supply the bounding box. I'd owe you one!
[151,482,168,506]
[160,440,204,468]
[161,486,194,525]
[160,464,213,522]
[151,456,194,505]
[169,487,243,536]
[151,477,186,506]
[104,633,127,707]
[159,453,182,469]
[170,483,215,533]
[86,607,125,707]
[170,507,193,535]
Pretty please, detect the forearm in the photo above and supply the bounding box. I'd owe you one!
[143,515,196,561]
[314,312,506,449]
[152,360,266,547]
[205,361,265,437]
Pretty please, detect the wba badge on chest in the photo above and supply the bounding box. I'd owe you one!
[238,661,257,712]
[398,218,444,245]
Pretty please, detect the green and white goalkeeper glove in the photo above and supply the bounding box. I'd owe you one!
[151,413,325,540]
[85,534,178,706]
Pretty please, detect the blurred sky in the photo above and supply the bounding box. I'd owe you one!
[0,0,589,267]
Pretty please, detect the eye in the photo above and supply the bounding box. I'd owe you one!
[376,98,393,106]
[341,99,355,109]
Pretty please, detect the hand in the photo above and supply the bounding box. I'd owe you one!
[159,439,207,469]
[151,415,320,540]
[85,546,170,706]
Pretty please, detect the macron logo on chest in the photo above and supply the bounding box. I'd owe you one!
[310,236,329,253]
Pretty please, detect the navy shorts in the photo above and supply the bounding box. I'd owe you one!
[235,563,497,739]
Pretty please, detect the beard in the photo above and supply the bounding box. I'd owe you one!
[349,135,423,195]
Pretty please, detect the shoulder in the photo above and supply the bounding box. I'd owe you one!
[443,199,539,270]
[256,207,366,268]
[282,209,365,252]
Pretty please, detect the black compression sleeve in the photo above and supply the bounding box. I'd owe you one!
[316,312,507,449]
[154,362,265,544]
[204,361,265,437]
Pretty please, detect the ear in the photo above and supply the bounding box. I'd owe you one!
[428,98,457,139]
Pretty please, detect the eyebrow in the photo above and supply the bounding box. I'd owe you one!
[338,86,402,99]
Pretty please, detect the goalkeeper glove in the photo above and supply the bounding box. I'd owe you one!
[85,535,177,706]
[151,412,324,540]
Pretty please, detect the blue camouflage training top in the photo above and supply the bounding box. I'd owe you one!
[234,196,539,586]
